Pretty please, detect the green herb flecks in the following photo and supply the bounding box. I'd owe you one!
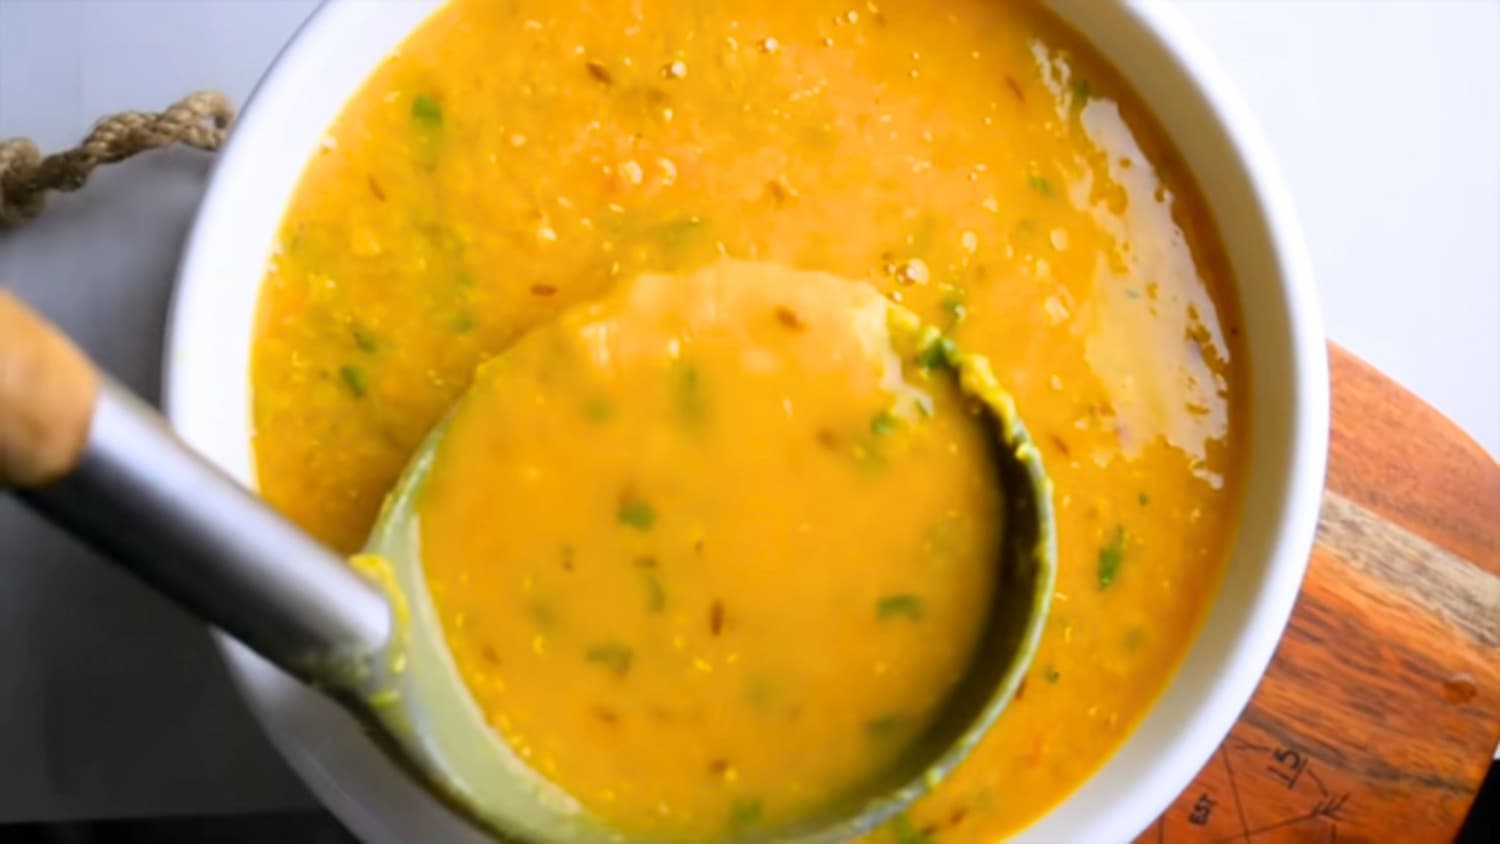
[1027,173,1054,197]
[939,291,968,327]
[870,411,898,437]
[851,441,888,475]
[1097,526,1126,590]
[583,397,614,423]
[745,676,779,710]
[655,214,710,270]
[729,796,764,830]
[676,363,707,426]
[912,393,935,418]
[351,324,379,354]
[618,498,657,531]
[450,311,476,334]
[889,813,934,844]
[642,571,667,614]
[1138,492,1150,507]
[1070,79,1092,107]
[338,365,368,399]
[411,93,443,127]
[865,713,907,739]
[915,334,959,371]
[1043,665,1061,683]
[530,601,558,630]
[877,593,924,621]
[585,643,634,677]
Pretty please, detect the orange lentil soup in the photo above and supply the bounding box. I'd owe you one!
[419,260,1001,836]
[251,0,1246,839]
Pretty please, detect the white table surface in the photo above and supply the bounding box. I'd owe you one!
[1,0,1496,824]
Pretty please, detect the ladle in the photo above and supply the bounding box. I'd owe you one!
[0,268,1054,843]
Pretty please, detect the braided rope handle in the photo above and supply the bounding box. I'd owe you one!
[0,91,235,227]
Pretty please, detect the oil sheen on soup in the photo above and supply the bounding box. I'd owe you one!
[250,0,1246,839]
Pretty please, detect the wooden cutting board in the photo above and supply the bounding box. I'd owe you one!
[1134,344,1500,844]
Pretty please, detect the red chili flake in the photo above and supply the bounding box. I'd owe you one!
[1014,677,1028,701]
[480,645,500,666]
[634,555,659,569]
[1005,75,1026,103]
[773,306,805,331]
[367,176,387,201]
[585,61,613,85]
[709,600,726,636]
[708,758,729,776]
[1049,434,1071,457]
[593,705,620,726]
[765,180,791,207]
[531,283,558,297]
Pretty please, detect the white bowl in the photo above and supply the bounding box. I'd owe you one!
[164,0,1328,840]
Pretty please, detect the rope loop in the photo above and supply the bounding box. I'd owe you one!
[0,91,234,227]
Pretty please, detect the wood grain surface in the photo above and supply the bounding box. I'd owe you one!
[1135,344,1500,844]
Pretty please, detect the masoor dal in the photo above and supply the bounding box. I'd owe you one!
[250,0,1246,839]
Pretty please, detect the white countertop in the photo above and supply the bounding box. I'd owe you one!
[1,0,1495,823]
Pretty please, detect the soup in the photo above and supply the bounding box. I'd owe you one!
[250,0,1245,838]
[418,260,1002,836]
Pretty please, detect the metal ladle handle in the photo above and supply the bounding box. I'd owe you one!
[0,288,389,678]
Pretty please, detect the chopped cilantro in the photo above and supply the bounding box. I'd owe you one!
[338,365,368,398]
[585,643,633,676]
[1097,526,1126,589]
[642,571,666,613]
[1071,79,1092,105]
[890,814,934,844]
[583,397,614,423]
[866,713,907,738]
[618,499,657,531]
[676,363,707,425]
[877,593,924,621]
[411,93,443,127]
[350,324,379,353]
[939,292,968,326]
[729,797,764,830]
[916,335,959,370]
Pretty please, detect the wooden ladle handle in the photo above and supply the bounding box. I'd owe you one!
[0,285,388,672]
[0,288,100,488]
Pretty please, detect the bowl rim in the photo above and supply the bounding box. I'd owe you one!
[163,0,1329,840]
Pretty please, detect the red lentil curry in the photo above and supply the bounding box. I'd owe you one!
[251,0,1246,839]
